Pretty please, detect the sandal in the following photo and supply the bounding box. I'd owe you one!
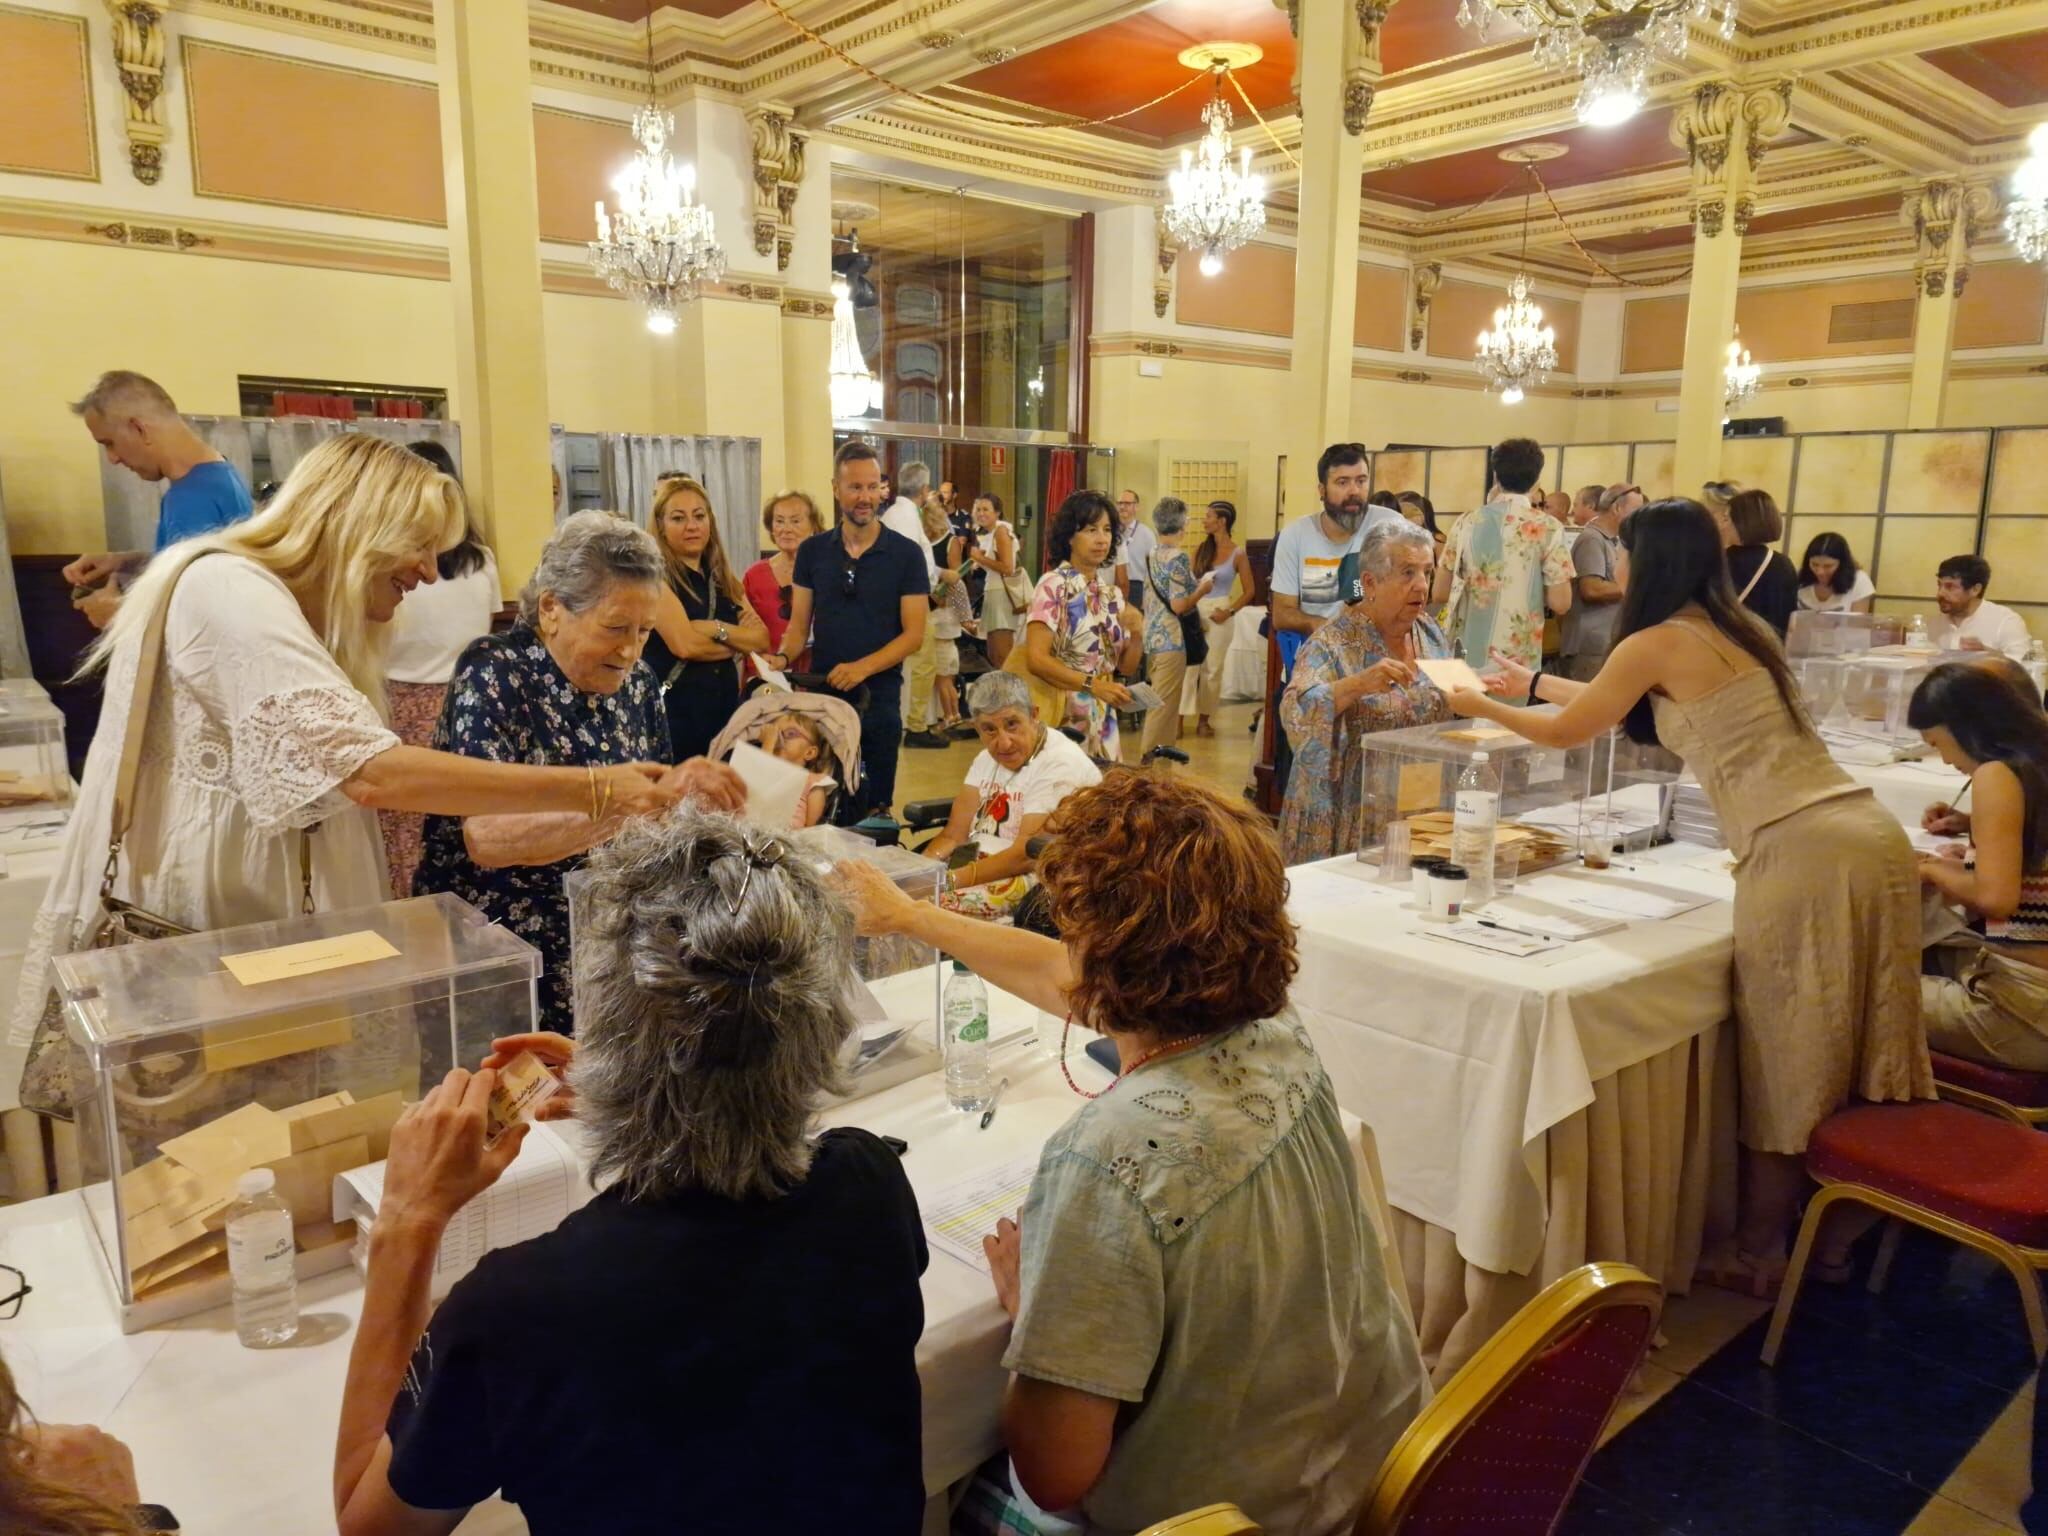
[1697,1249,1788,1300]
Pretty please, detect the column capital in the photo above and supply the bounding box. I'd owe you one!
[1906,178,2000,296]
[1670,78,1791,234]
[1153,215,1178,318]
[105,0,170,184]
[1409,260,1442,351]
[746,103,807,274]
[1344,0,1395,134]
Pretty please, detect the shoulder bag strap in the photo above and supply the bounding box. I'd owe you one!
[1735,551,1769,605]
[102,551,218,898]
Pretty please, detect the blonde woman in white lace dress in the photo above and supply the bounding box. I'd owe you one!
[11,434,737,1064]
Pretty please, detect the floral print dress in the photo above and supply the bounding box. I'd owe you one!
[1441,494,1577,671]
[1026,563,1129,760]
[413,624,670,1033]
[1277,605,1453,866]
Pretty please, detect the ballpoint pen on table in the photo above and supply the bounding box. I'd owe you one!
[979,1076,1011,1130]
[1475,918,1552,942]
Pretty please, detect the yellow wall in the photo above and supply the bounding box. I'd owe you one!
[0,235,668,554]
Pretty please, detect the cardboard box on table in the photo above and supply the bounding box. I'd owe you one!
[57,892,540,1332]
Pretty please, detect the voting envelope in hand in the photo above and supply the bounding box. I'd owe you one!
[486,1051,560,1144]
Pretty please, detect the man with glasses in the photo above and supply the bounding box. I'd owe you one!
[765,442,929,818]
[1114,488,1155,610]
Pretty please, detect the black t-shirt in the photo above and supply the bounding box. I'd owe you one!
[791,526,930,680]
[1729,545,1800,639]
[384,1128,929,1535]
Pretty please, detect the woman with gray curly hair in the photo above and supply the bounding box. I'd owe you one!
[334,811,929,1536]
[414,510,742,1031]
[1138,496,1215,760]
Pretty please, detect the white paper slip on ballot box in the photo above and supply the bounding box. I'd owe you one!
[1515,873,1716,923]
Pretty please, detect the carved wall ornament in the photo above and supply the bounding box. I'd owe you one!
[1134,340,1185,357]
[1344,77,1376,136]
[1695,197,1726,239]
[82,221,213,250]
[973,47,1015,65]
[1920,266,1948,299]
[1732,196,1755,237]
[746,104,807,272]
[921,31,958,49]
[106,1,170,185]
[1409,260,1442,351]
[1355,0,1392,44]
[1153,219,1177,319]
[1396,368,1430,383]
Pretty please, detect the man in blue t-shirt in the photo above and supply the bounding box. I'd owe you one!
[64,370,253,628]
[763,440,929,819]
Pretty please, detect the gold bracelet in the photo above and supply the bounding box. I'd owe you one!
[597,773,614,824]
[586,763,601,823]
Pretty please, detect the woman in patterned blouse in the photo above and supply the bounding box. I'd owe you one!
[1011,490,1142,761]
[414,512,741,1032]
[1279,521,1483,866]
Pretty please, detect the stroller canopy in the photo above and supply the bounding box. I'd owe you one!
[706,690,865,795]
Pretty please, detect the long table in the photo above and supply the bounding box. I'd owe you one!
[0,991,1400,1534]
[1287,843,1742,1377]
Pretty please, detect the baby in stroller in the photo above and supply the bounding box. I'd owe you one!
[707,689,863,831]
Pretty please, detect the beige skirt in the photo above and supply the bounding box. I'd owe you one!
[1731,791,1933,1153]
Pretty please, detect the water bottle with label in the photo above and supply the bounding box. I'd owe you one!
[1451,750,1499,905]
[1906,613,1933,649]
[226,1168,299,1348]
[941,960,991,1112]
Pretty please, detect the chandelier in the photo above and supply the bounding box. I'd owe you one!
[1475,172,1557,405]
[828,272,883,421]
[587,21,724,335]
[1722,329,1760,416]
[1163,61,1266,278]
[2008,123,2048,263]
[1458,0,1737,127]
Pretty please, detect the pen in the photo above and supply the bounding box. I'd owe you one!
[979,1076,1011,1130]
[1477,918,1550,941]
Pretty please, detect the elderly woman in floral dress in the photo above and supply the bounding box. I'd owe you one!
[1280,522,1503,866]
[1013,489,1142,761]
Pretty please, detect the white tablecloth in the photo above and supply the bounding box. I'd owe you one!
[1221,604,1268,702]
[1843,756,1966,829]
[1288,850,1736,1278]
[0,990,1401,1532]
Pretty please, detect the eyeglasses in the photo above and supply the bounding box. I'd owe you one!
[0,1263,31,1319]
[842,561,859,597]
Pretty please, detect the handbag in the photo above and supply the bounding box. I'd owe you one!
[1002,566,1033,610]
[19,555,314,1120]
[1149,561,1209,667]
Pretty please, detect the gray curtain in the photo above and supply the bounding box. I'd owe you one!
[0,469,33,677]
[601,434,761,566]
[265,417,462,486]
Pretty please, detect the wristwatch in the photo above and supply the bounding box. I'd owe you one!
[714,622,729,646]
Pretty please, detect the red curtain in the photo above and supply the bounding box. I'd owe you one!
[375,398,425,419]
[1042,448,1078,567]
[271,391,357,419]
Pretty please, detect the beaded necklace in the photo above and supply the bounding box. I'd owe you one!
[1057,1014,1223,1100]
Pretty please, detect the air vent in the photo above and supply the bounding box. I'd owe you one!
[1827,299,1913,344]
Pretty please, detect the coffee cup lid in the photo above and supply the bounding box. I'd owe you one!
[1434,863,1469,878]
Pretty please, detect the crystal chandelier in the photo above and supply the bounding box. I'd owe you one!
[1458,0,1737,127]
[1722,329,1760,417]
[587,22,724,335]
[2008,123,2048,264]
[1475,176,1557,405]
[828,273,883,421]
[1163,68,1266,278]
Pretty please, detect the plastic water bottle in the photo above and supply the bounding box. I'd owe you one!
[941,960,991,1112]
[1906,613,1933,649]
[1451,751,1499,905]
[226,1168,299,1348]
[2025,639,2048,700]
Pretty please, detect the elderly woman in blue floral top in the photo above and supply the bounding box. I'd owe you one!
[1279,521,1476,867]
[414,511,741,1031]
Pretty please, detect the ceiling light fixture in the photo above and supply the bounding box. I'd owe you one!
[1476,160,1559,406]
[1722,328,1760,417]
[1162,44,1267,278]
[827,232,883,421]
[588,14,725,335]
[1458,0,1735,128]
[2008,123,2048,264]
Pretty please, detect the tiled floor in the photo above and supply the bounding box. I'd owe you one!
[1565,1230,2040,1536]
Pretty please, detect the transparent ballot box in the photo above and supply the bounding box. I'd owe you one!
[1354,716,1678,874]
[58,892,541,1330]
[1786,610,1906,659]
[565,825,947,1097]
[0,686,71,813]
[1839,651,1954,745]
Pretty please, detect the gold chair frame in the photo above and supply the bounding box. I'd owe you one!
[1136,1504,1262,1536]
[1760,1176,2048,1365]
[1932,1075,2048,1130]
[1357,1261,1664,1536]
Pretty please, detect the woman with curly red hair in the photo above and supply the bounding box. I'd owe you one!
[837,773,1425,1536]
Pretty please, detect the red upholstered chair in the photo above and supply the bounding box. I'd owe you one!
[1930,1050,2048,1129]
[1761,1101,2048,1367]
[1357,1262,1663,1536]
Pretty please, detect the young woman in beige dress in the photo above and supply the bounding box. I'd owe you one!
[1445,497,1930,1292]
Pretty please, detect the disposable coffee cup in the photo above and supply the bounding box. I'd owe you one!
[1410,856,1449,910]
[1428,862,1469,921]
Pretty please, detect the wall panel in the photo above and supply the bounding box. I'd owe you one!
[0,7,95,180]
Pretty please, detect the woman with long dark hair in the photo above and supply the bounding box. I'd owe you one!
[1444,498,1928,1292]
[640,475,770,762]
[1192,499,1254,737]
[1797,530,1874,614]
[1911,660,2048,1069]
[1008,490,1140,760]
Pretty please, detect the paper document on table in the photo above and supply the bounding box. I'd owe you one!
[1476,895,1627,940]
[730,740,810,829]
[1126,681,1168,711]
[335,1120,588,1296]
[1421,923,1563,958]
[750,654,793,692]
[1416,657,1487,694]
[1908,827,1969,857]
[922,1151,1041,1275]
[1517,873,1713,921]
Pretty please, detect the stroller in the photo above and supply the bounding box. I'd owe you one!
[705,685,865,830]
